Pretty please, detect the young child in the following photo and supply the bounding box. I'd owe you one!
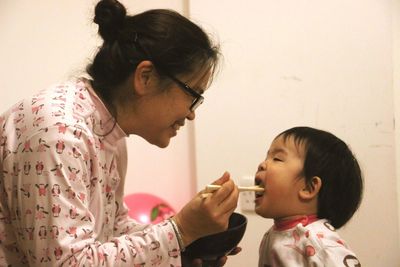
[255,126,363,266]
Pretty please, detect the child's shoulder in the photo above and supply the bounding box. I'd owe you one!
[304,219,347,246]
[261,219,360,266]
[299,219,360,264]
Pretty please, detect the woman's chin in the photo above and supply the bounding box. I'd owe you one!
[148,127,179,148]
[155,136,172,148]
[157,142,170,148]
[143,134,171,148]
[153,139,170,148]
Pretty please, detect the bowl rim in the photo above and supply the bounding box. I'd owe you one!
[181,212,248,259]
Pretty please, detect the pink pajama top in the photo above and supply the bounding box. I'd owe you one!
[258,216,361,267]
[0,79,182,266]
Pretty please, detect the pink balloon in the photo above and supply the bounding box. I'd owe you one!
[124,193,176,224]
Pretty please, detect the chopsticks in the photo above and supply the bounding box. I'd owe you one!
[206,184,264,192]
[201,184,264,198]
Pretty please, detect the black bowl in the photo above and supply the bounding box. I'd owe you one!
[181,212,247,267]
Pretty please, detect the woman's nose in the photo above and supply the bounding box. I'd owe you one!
[186,110,195,120]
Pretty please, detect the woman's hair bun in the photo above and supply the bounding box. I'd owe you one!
[94,0,127,42]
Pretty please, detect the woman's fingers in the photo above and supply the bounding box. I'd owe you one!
[190,258,202,267]
[209,179,235,203]
[173,171,240,245]
[228,246,242,255]
[216,255,228,266]
[214,247,242,266]
[205,179,239,213]
[211,171,231,185]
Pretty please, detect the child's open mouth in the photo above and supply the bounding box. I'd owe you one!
[255,189,264,199]
[254,178,265,199]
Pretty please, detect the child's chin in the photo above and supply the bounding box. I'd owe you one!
[254,206,262,216]
[254,207,271,218]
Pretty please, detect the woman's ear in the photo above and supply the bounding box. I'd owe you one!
[133,60,155,96]
[299,176,322,200]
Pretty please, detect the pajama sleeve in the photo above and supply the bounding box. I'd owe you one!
[2,125,182,266]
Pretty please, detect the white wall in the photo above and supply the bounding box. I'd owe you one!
[192,0,400,266]
[0,0,194,212]
[394,0,400,240]
[2,1,400,266]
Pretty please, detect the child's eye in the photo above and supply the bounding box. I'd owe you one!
[273,158,283,162]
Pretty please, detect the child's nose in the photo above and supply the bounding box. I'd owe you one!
[257,161,267,171]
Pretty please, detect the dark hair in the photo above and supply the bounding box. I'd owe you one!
[277,126,363,229]
[86,0,220,108]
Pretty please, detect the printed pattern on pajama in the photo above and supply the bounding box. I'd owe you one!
[258,219,361,267]
[0,79,182,266]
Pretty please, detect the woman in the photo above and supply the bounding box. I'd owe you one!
[0,0,239,266]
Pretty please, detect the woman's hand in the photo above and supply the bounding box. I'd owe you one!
[188,247,242,267]
[173,172,239,247]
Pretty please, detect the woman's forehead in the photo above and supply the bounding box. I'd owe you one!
[182,67,212,90]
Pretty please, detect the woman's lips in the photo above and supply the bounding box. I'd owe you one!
[172,121,185,131]
[172,124,180,131]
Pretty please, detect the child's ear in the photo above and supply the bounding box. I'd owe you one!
[133,60,155,96]
[299,176,322,200]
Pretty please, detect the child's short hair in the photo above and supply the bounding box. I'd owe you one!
[277,126,363,228]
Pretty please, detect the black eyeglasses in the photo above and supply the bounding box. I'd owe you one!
[131,33,204,112]
[165,73,204,112]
